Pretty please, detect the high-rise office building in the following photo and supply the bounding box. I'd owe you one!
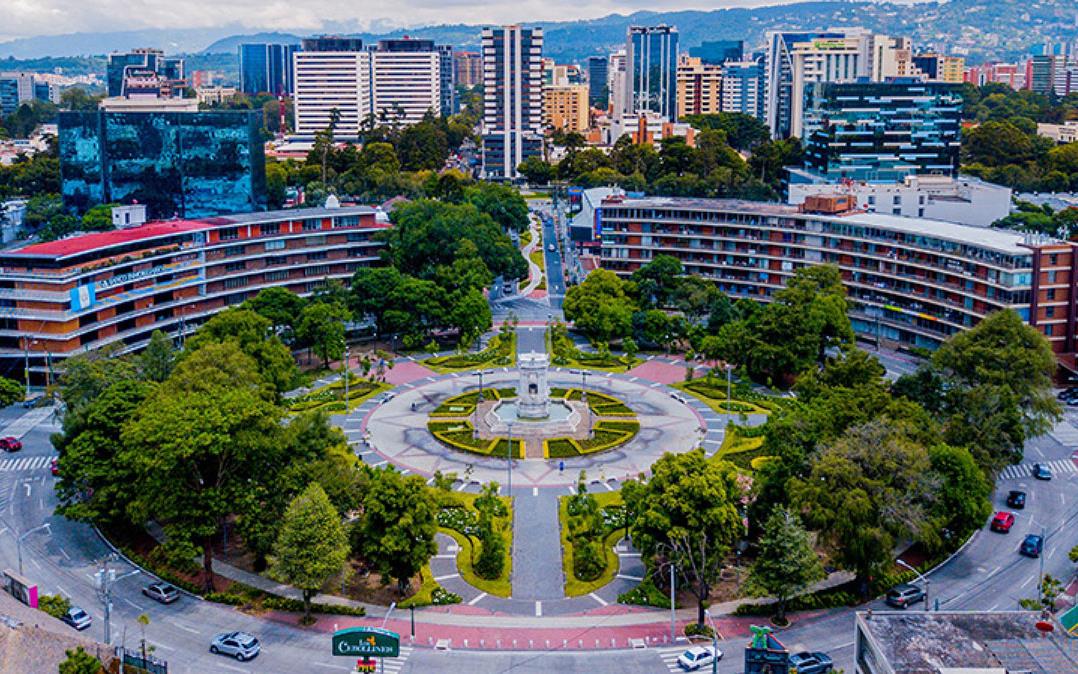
[0,72,61,115]
[586,56,609,108]
[910,53,966,83]
[292,38,370,137]
[437,44,456,117]
[371,39,442,126]
[764,29,901,138]
[106,48,185,98]
[676,55,722,117]
[720,57,765,119]
[689,40,743,65]
[609,50,627,118]
[59,110,267,219]
[239,43,299,95]
[481,25,544,180]
[800,78,962,181]
[454,51,483,88]
[623,25,679,121]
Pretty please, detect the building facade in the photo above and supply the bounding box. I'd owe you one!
[543,84,589,132]
[689,40,743,65]
[454,51,483,88]
[586,56,609,108]
[58,109,267,219]
[238,43,298,95]
[0,72,57,115]
[437,44,456,117]
[371,39,442,126]
[0,206,384,379]
[623,25,679,122]
[106,48,185,98]
[292,42,371,137]
[910,53,965,83]
[676,55,723,117]
[481,25,545,180]
[594,193,1077,354]
[720,57,765,119]
[801,79,963,181]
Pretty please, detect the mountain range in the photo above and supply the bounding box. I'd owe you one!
[1,0,1075,64]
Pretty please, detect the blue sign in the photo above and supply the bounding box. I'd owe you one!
[69,284,96,311]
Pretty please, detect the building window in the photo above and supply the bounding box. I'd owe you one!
[265,270,290,282]
[1045,324,1054,336]
[335,215,360,228]
[224,245,245,257]
[224,277,247,289]
[1048,288,1056,300]
[347,232,370,242]
[302,219,321,231]
[265,255,287,266]
[220,227,239,241]
[892,196,901,205]
[306,235,326,246]
[225,261,246,272]
[1046,306,1056,318]
[261,223,280,236]
[892,208,901,215]
[867,195,876,205]
[1047,270,1057,284]
[308,251,327,261]
[304,265,329,276]
[1050,254,1058,265]
[265,239,285,251]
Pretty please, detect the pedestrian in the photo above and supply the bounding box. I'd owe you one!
[559,460,564,473]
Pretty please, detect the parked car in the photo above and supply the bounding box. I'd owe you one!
[1066,396,1078,407]
[0,436,22,452]
[1056,387,1078,401]
[677,645,721,671]
[210,632,261,661]
[1033,463,1053,480]
[1020,534,1044,558]
[142,582,180,604]
[61,607,92,631]
[788,651,834,674]
[1007,490,1026,509]
[990,511,1015,533]
[885,583,926,609]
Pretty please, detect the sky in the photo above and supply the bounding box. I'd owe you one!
[1,0,800,42]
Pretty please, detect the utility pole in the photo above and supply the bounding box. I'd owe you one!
[344,346,350,409]
[96,556,139,645]
[22,337,30,401]
[506,422,514,497]
[670,563,676,644]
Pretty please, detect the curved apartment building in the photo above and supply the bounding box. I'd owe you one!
[0,206,384,380]
[595,193,1077,356]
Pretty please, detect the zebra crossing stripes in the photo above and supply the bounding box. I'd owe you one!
[376,646,413,674]
[656,646,689,672]
[998,459,1077,481]
[0,407,55,439]
[0,455,51,472]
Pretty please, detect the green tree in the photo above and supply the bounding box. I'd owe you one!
[464,182,530,233]
[244,286,306,337]
[270,483,350,623]
[924,443,992,553]
[622,449,742,626]
[631,255,683,308]
[350,266,405,336]
[184,308,297,395]
[621,337,638,369]
[80,203,119,232]
[963,120,1037,166]
[563,269,636,343]
[746,509,825,622]
[58,646,103,674]
[121,343,283,590]
[353,469,439,595]
[0,376,23,407]
[297,301,350,367]
[139,330,175,383]
[517,156,556,185]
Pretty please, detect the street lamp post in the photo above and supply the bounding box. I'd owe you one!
[896,559,930,612]
[724,363,735,424]
[704,609,721,674]
[571,369,591,438]
[15,522,50,575]
[506,422,514,498]
[96,555,139,645]
[474,369,493,439]
[670,562,677,644]
[343,346,350,410]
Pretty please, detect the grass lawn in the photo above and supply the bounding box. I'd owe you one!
[559,491,625,597]
[548,331,643,372]
[437,492,514,597]
[714,426,770,471]
[423,332,515,374]
[288,379,390,414]
[399,564,455,608]
[672,380,771,416]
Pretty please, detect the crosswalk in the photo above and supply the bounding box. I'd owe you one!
[377,646,413,673]
[0,407,56,439]
[656,646,688,672]
[999,459,1077,481]
[0,455,51,472]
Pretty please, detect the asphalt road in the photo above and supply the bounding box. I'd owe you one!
[3,387,1078,673]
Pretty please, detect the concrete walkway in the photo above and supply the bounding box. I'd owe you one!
[511,489,564,601]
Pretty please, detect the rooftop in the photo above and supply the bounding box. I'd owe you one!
[604,195,1041,255]
[857,611,1078,674]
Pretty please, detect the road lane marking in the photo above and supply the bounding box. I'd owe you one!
[433,573,459,582]
[535,601,542,616]
[123,597,144,611]
[1019,575,1036,589]
[168,620,200,634]
[468,592,487,606]
[589,593,608,606]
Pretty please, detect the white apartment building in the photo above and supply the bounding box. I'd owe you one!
[481,25,545,180]
[371,50,441,125]
[608,50,627,118]
[293,50,371,137]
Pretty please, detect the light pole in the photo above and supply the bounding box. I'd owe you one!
[15,522,50,575]
[96,555,140,644]
[723,363,735,424]
[570,369,591,438]
[704,609,721,674]
[475,369,493,439]
[506,422,514,498]
[896,559,930,612]
[343,346,350,410]
[670,562,677,643]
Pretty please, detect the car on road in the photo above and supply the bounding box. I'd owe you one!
[990,511,1015,533]
[1007,490,1026,509]
[49,457,59,475]
[1020,534,1044,557]
[548,243,556,252]
[1032,463,1052,480]
[1056,387,1078,401]
[210,632,261,661]
[676,645,721,671]
[788,651,833,674]
[61,607,92,631]
[142,582,180,604]
[885,583,926,608]
[0,436,22,452]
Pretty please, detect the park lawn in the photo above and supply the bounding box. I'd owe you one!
[288,380,390,414]
[714,426,770,472]
[559,491,625,597]
[548,332,642,372]
[423,332,516,374]
[438,492,514,598]
[671,380,770,416]
[399,564,444,608]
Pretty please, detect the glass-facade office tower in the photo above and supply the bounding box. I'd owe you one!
[239,43,298,95]
[689,40,743,65]
[481,25,544,180]
[59,110,267,219]
[587,56,609,108]
[801,79,962,181]
[437,44,456,117]
[720,57,765,119]
[106,49,185,97]
[625,25,679,121]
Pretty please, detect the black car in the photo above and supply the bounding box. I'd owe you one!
[1007,490,1026,509]
[788,651,833,674]
[1033,463,1052,480]
[1056,387,1078,401]
[1020,534,1044,557]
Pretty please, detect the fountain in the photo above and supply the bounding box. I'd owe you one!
[516,353,550,419]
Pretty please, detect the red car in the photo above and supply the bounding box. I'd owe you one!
[991,511,1015,533]
[0,436,21,452]
[49,457,59,476]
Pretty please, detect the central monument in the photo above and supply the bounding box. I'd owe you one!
[516,353,550,419]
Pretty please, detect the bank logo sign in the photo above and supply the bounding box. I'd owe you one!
[331,627,400,658]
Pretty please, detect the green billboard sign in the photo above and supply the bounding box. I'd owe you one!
[331,627,400,658]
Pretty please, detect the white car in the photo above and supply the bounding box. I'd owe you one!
[548,244,556,252]
[677,645,722,671]
[210,631,261,661]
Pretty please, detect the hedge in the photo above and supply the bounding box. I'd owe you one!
[263,596,366,617]
[429,423,524,458]
[546,438,580,458]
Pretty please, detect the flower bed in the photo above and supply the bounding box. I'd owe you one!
[423,332,515,372]
[427,420,525,458]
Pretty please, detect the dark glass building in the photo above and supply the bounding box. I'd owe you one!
[626,25,679,121]
[59,110,267,219]
[801,78,962,181]
[587,56,609,108]
[689,40,743,65]
[239,43,298,95]
[106,49,185,97]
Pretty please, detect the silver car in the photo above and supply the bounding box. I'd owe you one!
[61,606,92,631]
[210,631,261,661]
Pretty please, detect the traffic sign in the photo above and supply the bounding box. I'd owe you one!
[332,627,400,658]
